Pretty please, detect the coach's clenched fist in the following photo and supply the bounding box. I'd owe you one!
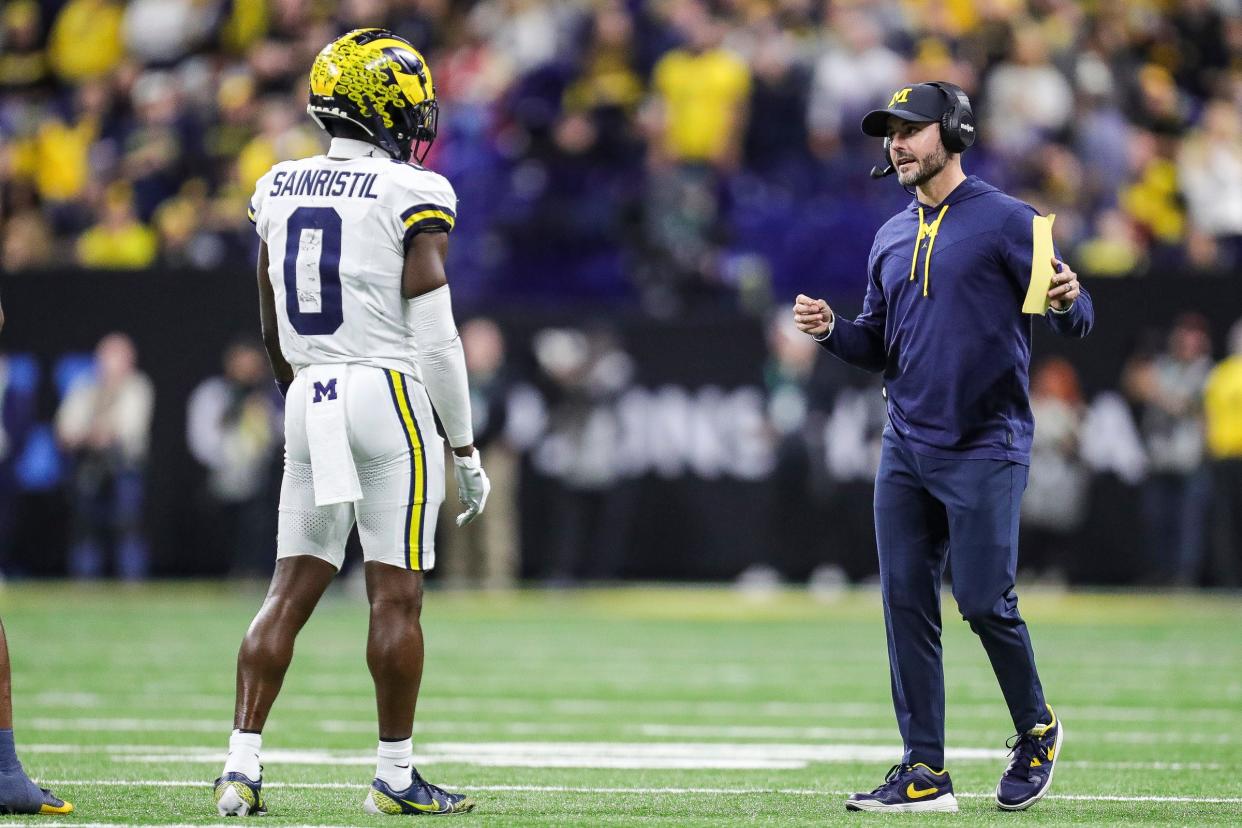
[794,294,834,337]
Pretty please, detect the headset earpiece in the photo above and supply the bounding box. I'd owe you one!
[929,81,976,154]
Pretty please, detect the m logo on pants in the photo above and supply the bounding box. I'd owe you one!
[313,378,338,403]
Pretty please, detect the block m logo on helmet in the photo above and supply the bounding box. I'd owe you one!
[889,87,912,107]
[313,378,339,403]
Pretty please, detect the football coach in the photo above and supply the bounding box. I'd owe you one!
[793,82,1093,813]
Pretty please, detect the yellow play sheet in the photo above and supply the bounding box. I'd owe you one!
[1022,213,1056,315]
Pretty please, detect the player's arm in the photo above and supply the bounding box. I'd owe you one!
[256,241,294,391]
[402,231,490,526]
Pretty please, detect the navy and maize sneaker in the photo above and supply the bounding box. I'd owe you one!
[363,769,475,816]
[997,705,1064,811]
[845,763,959,813]
[214,771,266,816]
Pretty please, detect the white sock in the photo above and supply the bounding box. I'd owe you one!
[223,730,262,781]
[375,738,413,789]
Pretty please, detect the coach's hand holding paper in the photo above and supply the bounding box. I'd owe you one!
[452,448,490,526]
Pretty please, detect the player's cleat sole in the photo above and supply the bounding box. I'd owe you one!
[214,773,266,816]
[997,720,1065,811]
[846,793,959,813]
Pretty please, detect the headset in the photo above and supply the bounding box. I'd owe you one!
[870,81,976,179]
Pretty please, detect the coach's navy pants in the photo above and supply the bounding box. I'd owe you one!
[874,428,1046,769]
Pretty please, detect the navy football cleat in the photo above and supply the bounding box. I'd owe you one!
[997,704,1064,810]
[214,771,266,816]
[363,769,475,816]
[0,772,73,816]
[845,763,958,813]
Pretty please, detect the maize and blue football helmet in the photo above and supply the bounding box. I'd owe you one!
[307,28,438,164]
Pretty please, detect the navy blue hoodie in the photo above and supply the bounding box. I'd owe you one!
[817,175,1093,464]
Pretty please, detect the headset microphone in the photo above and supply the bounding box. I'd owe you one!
[871,135,896,178]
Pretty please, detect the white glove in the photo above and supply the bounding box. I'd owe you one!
[452,448,491,527]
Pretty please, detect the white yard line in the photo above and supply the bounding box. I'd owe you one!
[33,692,1242,724]
[24,716,1241,746]
[20,743,1224,772]
[32,779,1242,805]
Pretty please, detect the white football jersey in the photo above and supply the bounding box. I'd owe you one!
[248,137,457,381]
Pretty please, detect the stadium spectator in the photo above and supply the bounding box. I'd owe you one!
[1125,314,1213,585]
[46,0,125,83]
[54,332,154,579]
[640,1,750,312]
[187,339,282,577]
[757,311,876,590]
[982,25,1075,159]
[0,1,48,93]
[122,0,214,65]
[0,0,1239,294]
[530,326,634,584]
[1204,319,1242,586]
[1076,209,1146,278]
[742,24,810,177]
[806,8,905,154]
[1177,98,1242,271]
[0,211,52,271]
[1021,358,1089,584]
[438,317,518,590]
[76,183,159,269]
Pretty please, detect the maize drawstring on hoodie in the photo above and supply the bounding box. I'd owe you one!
[815,175,1094,463]
[909,204,949,297]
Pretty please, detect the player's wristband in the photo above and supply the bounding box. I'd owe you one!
[276,380,291,398]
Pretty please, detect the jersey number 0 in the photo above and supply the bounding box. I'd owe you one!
[282,207,345,336]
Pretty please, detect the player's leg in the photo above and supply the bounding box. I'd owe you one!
[935,458,1061,810]
[846,431,956,813]
[0,619,73,815]
[233,555,338,733]
[364,561,425,752]
[216,371,351,816]
[216,554,340,817]
[354,367,472,815]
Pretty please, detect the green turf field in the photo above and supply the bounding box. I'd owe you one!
[0,583,1239,826]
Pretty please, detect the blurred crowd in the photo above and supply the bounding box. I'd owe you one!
[2,0,1242,311]
[2,307,1242,588]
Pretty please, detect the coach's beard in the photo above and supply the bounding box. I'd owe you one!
[897,144,950,188]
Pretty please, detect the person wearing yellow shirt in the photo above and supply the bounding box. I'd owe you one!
[640,5,751,311]
[77,185,158,270]
[1205,320,1242,585]
[649,8,750,167]
[47,0,124,82]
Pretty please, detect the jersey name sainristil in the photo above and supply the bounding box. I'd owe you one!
[269,169,381,200]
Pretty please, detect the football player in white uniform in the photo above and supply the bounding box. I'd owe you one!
[214,29,488,817]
